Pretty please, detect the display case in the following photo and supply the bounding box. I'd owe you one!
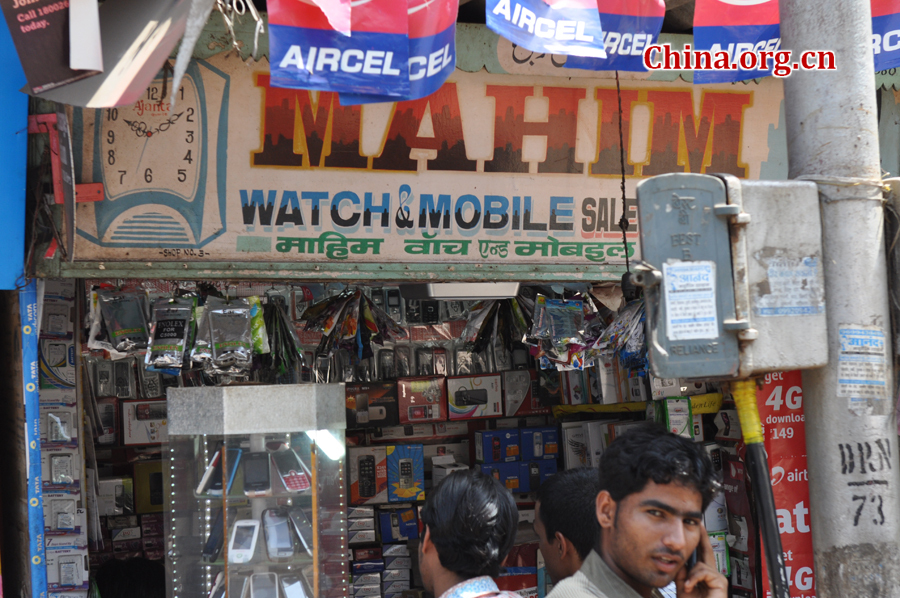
[165,385,348,598]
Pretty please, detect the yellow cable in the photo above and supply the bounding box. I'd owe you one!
[733,379,764,445]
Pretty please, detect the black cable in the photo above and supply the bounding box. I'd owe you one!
[615,70,630,272]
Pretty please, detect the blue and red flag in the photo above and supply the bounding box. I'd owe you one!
[340,0,459,105]
[692,0,781,84]
[873,0,900,72]
[268,0,410,96]
[486,0,607,58]
[565,0,665,71]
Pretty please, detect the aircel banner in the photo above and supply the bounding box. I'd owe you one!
[312,0,351,36]
[486,0,607,58]
[873,0,900,72]
[340,0,458,105]
[692,0,781,84]
[268,0,410,97]
[564,0,665,72]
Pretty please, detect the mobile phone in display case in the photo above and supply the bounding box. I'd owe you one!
[228,519,260,563]
[406,300,422,324]
[416,348,434,376]
[533,432,543,458]
[202,507,230,563]
[263,509,294,561]
[385,289,403,324]
[529,463,540,490]
[394,347,411,377]
[288,508,314,555]
[250,573,278,598]
[378,350,396,380]
[271,448,310,493]
[135,402,166,420]
[281,576,310,598]
[242,452,271,497]
[422,300,441,324]
[358,455,377,498]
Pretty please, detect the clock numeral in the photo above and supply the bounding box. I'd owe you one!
[186,107,195,123]
[179,86,184,101]
[106,108,118,121]
[185,130,194,144]
[147,86,159,101]
[107,149,116,166]
[144,168,153,183]
[183,150,193,164]
[177,169,187,183]
[118,170,126,184]
[107,130,115,144]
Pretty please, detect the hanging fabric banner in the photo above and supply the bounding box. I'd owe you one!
[486,0,607,58]
[340,0,459,105]
[692,0,781,84]
[268,0,410,97]
[564,0,665,72]
[873,0,900,72]
[312,0,351,36]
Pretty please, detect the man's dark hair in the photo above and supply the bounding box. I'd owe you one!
[94,558,165,598]
[537,467,601,560]
[421,469,518,579]
[599,423,720,510]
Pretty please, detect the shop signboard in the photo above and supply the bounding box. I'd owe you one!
[70,49,783,267]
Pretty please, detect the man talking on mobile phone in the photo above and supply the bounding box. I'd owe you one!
[547,424,727,598]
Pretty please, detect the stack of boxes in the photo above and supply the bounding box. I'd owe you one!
[475,427,558,493]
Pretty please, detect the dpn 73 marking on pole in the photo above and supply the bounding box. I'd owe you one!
[839,438,892,527]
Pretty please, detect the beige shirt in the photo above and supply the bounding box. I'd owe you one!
[546,550,665,598]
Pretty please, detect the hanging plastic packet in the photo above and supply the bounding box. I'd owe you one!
[365,294,409,344]
[565,0,665,72]
[248,296,270,354]
[460,301,496,348]
[204,297,253,374]
[146,297,195,369]
[486,0,606,58]
[692,0,781,84]
[340,291,362,343]
[529,295,552,341]
[546,298,584,349]
[340,0,458,104]
[268,0,410,97]
[98,291,150,352]
[492,302,513,371]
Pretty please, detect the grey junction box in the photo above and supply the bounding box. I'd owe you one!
[634,173,828,379]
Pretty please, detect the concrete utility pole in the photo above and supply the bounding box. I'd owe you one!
[780,0,900,594]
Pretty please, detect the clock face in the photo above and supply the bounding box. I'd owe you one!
[100,75,203,201]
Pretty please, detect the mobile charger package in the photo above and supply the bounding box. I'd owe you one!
[520,426,559,461]
[475,429,520,463]
[397,376,447,424]
[350,446,389,505]
[347,382,400,428]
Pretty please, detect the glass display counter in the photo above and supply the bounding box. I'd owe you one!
[165,384,348,598]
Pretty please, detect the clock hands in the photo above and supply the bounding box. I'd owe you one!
[122,111,185,138]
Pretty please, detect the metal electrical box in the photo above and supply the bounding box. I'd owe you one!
[635,173,827,379]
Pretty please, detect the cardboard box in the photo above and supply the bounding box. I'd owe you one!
[387,445,425,502]
[382,544,410,557]
[533,368,563,407]
[133,461,164,514]
[349,507,376,519]
[560,422,589,469]
[563,370,588,405]
[692,414,705,442]
[585,364,603,403]
[384,556,412,570]
[422,441,469,472]
[378,508,419,542]
[110,527,141,542]
[704,492,729,533]
[627,374,650,403]
[397,377,447,424]
[597,355,619,404]
[350,447,389,505]
[121,400,168,446]
[383,581,411,594]
[493,415,549,429]
[349,518,376,531]
[517,460,558,493]
[479,462,521,492]
[431,456,469,487]
[582,421,610,468]
[39,338,76,389]
[382,569,411,581]
[353,561,386,575]
[353,584,381,597]
[475,429,520,463]
[354,547,383,561]
[349,530,377,545]
[368,421,468,442]
[140,514,164,537]
[353,573,382,586]
[659,398,693,439]
[520,426,558,461]
[503,370,549,416]
[447,375,503,419]
[347,383,400,429]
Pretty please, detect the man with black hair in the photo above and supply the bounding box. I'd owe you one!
[418,469,521,598]
[548,424,727,598]
[534,468,601,583]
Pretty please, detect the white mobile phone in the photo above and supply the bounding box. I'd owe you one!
[263,509,294,561]
[228,519,260,563]
[250,573,278,598]
[533,432,543,458]
[280,576,309,598]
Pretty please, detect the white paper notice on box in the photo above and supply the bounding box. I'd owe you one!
[663,261,718,341]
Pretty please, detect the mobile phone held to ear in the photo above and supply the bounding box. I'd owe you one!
[242,451,271,497]
[228,519,260,564]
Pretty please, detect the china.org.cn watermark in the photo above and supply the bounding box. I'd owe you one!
[643,44,836,77]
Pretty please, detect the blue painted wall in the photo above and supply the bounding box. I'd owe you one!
[0,17,28,289]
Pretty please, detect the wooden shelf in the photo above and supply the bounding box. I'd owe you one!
[551,393,724,418]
